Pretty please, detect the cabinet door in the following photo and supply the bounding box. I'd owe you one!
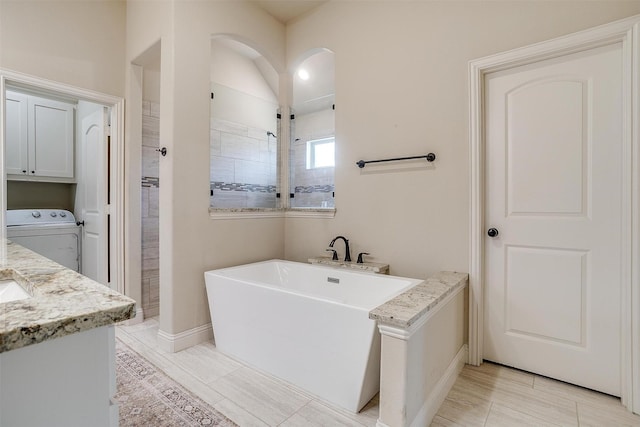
[28,96,75,178]
[5,92,29,176]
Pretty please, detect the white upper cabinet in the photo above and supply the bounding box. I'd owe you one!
[5,91,75,181]
[5,92,29,176]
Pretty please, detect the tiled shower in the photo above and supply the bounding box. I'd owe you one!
[290,108,335,208]
[141,100,160,317]
[209,83,278,209]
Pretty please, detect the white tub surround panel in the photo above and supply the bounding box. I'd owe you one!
[205,260,422,413]
[0,239,135,352]
[308,256,389,274]
[370,271,468,427]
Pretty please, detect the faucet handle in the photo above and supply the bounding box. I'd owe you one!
[326,248,338,261]
[357,252,370,264]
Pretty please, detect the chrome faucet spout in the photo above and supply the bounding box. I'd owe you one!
[329,235,351,262]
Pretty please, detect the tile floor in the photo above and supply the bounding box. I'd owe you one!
[117,318,640,426]
[116,318,379,427]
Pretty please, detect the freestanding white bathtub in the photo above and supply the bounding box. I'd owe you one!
[204,260,422,412]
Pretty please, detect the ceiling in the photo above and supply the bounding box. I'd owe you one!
[250,0,328,24]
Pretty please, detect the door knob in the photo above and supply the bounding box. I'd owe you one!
[487,228,499,238]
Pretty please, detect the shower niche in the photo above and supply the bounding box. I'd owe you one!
[209,37,280,209]
[289,49,335,209]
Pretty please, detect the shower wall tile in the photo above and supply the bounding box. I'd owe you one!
[210,130,222,156]
[210,156,235,183]
[248,126,269,141]
[142,217,159,248]
[142,116,160,145]
[142,146,160,178]
[220,133,260,161]
[150,101,160,118]
[142,256,159,273]
[210,115,278,208]
[142,100,160,319]
[211,117,247,136]
[235,159,269,185]
[142,101,151,117]
[211,189,276,209]
[148,187,159,218]
[141,187,149,218]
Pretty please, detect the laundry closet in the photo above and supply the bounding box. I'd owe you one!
[4,86,110,286]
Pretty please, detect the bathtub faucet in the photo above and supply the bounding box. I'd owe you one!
[329,236,351,262]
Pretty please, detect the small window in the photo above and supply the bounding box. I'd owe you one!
[306,137,335,169]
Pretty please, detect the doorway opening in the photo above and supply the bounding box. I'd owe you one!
[132,40,162,322]
[0,70,125,294]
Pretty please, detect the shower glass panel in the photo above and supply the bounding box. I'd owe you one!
[209,82,279,208]
[290,49,335,208]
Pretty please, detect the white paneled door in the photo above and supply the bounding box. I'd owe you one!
[79,106,108,286]
[484,42,623,396]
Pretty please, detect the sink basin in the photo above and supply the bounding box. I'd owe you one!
[0,279,31,303]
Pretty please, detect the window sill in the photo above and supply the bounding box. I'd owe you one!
[285,208,336,219]
[208,207,336,220]
[209,208,283,220]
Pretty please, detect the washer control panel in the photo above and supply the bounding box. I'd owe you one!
[7,209,77,226]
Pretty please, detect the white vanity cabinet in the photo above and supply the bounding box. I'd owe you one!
[0,326,118,427]
[5,91,75,181]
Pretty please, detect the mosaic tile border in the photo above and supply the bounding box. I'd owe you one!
[294,184,335,194]
[210,182,276,193]
[142,176,159,188]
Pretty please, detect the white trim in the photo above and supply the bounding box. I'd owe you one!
[469,15,640,413]
[377,284,466,340]
[157,323,213,353]
[209,208,283,219]
[409,344,468,427]
[285,208,336,219]
[208,207,336,219]
[631,20,640,414]
[0,68,126,296]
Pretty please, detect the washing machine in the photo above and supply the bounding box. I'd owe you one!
[6,209,82,272]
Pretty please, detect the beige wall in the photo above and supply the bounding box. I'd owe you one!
[285,1,640,279]
[5,0,640,340]
[0,0,126,97]
[7,181,75,211]
[127,0,286,335]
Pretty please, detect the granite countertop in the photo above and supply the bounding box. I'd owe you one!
[0,240,135,353]
[308,256,389,274]
[369,271,468,328]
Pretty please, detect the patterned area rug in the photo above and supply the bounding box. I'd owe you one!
[115,339,237,427]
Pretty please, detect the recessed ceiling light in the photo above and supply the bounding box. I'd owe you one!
[298,68,310,81]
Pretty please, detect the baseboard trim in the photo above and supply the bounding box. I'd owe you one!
[410,344,468,427]
[157,323,213,353]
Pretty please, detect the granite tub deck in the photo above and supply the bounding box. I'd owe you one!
[308,256,389,274]
[369,271,468,328]
[0,240,135,353]
[370,271,469,427]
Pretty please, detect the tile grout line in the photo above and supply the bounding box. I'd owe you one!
[483,401,493,427]
[117,326,230,406]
